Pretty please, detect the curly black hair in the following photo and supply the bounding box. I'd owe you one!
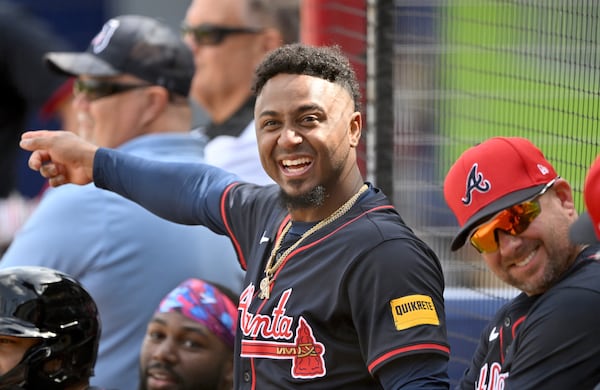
[252,43,361,111]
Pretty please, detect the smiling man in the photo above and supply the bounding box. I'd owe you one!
[20,43,450,388]
[139,279,237,390]
[444,137,600,388]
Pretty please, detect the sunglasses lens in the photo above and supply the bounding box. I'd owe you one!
[470,200,541,253]
[74,79,104,100]
[470,221,500,253]
[73,79,149,101]
[182,24,261,46]
[194,29,221,45]
[182,25,221,45]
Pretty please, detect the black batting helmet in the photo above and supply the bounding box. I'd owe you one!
[0,266,101,389]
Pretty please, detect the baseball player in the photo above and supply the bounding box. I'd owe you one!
[20,44,450,388]
[570,153,600,245]
[444,137,600,389]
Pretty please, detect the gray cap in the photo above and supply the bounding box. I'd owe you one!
[45,15,194,96]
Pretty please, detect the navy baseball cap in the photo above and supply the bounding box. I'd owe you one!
[44,15,194,96]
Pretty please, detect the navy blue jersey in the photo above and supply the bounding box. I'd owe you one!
[94,149,450,389]
[223,183,449,388]
[457,245,600,389]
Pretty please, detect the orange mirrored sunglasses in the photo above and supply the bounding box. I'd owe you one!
[469,200,541,253]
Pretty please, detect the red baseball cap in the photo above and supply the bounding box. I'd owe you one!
[444,137,558,251]
[569,154,600,245]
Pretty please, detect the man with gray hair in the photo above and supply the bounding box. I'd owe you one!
[2,15,243,390]
[182,0,299,185]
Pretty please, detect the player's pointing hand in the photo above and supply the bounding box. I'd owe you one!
[20,130,98,187]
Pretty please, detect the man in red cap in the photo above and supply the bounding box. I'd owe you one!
[570,154,600,245]
[443,137,600,389]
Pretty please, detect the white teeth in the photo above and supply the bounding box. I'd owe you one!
[282,158,311,167]
[515,250,536,267]
[287,167,303,174]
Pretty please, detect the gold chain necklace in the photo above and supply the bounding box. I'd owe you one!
[258,184,368,299]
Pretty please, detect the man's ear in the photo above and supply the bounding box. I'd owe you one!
[140,86,169,125]
[349,111,362,148]
[552,178,576,214]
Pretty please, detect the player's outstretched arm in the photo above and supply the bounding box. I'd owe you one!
[20,130,98,187]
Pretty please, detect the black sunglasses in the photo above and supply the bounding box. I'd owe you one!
[181,23,262,46]
[73,79,152,101]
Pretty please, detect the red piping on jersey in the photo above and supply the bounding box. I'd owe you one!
[499,314,526,364]
[250,357,258,389]
[239,203,402,388]
[512,316,526,338]
[220,183,246,269]
[368,343,450,373]
[260,216,292,299]
[500,325,505,363]
[271,205,394,282]
[252,216,291,308]
[500,314,526,364]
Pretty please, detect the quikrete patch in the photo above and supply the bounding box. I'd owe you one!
[390,294,440,330]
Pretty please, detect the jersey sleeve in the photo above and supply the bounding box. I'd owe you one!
[94,148,238,234]
[377,354,449,389]
[346,237,450,379]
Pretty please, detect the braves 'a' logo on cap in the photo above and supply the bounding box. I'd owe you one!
[91,19,120,54]
[461,163,491,205]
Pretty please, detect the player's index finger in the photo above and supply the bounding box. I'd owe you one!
[20,130,53,151]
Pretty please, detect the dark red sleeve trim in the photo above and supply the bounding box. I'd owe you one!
[368,343,450,373]
[220,183,246,270]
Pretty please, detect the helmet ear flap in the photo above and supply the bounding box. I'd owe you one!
[43,334,80,384]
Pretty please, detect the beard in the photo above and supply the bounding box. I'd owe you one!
[138,362,226,390]
[279,185,327,210]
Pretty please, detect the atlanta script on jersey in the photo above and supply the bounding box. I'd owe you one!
[220,183,450,389]
[93,151,451,389]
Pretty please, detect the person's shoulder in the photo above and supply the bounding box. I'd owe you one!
[501,292,537,314]
[556,245,600,290]
[33,184,97,212]
[353,190,422,242]
[118,133,206,161]
[229,182,279,200]
[536,261,600,311]
[580,244,600,262]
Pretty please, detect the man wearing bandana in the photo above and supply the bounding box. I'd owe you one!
[138,279,238,390]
